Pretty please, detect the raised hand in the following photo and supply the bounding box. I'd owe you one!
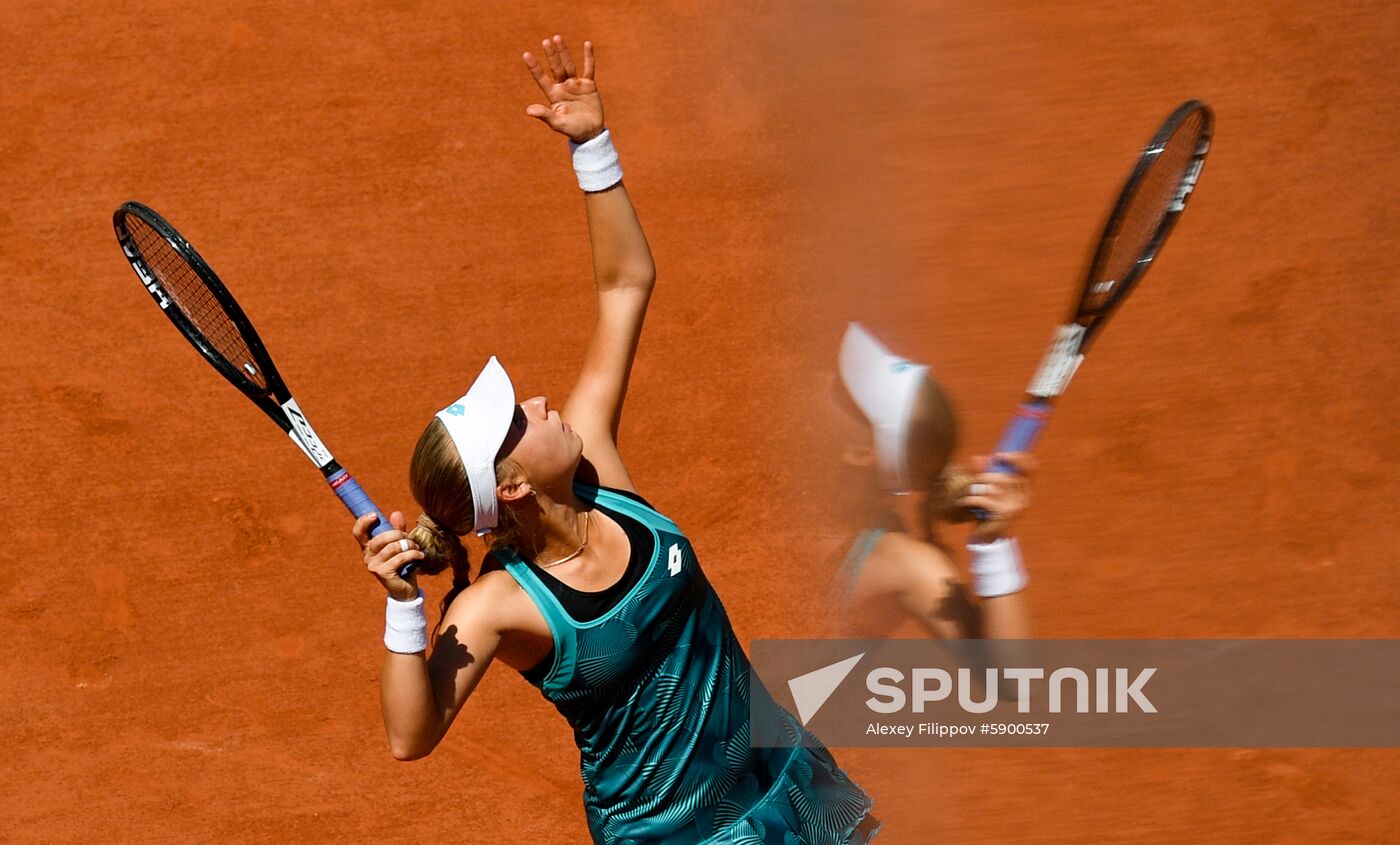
[522,35,604,142]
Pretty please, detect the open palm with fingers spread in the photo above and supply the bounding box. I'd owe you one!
[523,35,603,142]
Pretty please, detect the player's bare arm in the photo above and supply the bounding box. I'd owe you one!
[356,512,532,760]
[524,35,656,494]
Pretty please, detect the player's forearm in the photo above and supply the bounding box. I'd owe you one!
[977,592,1031,639]
[966,536,1031,638]
[583,182,655,292]
[380,652,444,760]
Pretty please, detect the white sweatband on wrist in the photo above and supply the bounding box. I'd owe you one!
[570,128,623,192]
[967,538,1028,598]
[384,591,429,654]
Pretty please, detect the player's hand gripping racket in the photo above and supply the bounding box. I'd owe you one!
[113,202,417,576]
[978,100,1213,513]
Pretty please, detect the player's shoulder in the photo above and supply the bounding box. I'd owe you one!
[466,567,532,606]
[439,568,532,630]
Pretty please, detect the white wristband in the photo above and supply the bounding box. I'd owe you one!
[967,538,1028,598]
[570,128,623,192]
[384,591,429,654]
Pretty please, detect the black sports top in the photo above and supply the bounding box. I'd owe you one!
[522,487,654,621]
[519,487,655,683]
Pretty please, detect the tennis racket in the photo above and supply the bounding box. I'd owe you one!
[981,100,1213,492]
[113,201,416,575]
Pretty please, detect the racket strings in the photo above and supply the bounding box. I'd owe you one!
[1090,110,1208,311]
[125,215,267,391]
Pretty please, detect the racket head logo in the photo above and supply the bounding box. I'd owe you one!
[1168,156,1207,213]
[122,238,172,310]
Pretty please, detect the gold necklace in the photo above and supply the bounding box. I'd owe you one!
[538,510,592,569]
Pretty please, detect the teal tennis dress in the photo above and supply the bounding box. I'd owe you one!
[499,484,879,844]
[833,530,887,609]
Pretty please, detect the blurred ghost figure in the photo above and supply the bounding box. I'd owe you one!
[834,323,1034,640]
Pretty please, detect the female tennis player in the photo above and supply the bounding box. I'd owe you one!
[834,323,1034,639]
[351,35,880,844]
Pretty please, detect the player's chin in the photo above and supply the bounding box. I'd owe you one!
[567,438,585,468]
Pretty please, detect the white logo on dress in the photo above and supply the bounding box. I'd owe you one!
[668,544,683,576]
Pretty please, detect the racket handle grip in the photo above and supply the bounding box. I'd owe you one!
[971,401,1053,520]
[987,400,1053,474]
[328,469,419,578]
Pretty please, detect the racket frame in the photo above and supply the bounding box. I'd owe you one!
[981,101,1213,487]
[114,202,410,571]
[1071,99,1214,352]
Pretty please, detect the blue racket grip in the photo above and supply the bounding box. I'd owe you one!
[328,468,419,578]
[971,401,1053,520]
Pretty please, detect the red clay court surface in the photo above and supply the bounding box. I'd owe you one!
[2,2,1397,843]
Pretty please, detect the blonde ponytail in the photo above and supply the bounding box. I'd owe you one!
[408,515,468,578]
[934,465,977,524]
[409,419,477,616]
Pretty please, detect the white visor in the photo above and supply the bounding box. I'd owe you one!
[435,357,517,535]
[839,322,930,491]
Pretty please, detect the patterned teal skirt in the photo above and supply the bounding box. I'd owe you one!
[693,712,880,844]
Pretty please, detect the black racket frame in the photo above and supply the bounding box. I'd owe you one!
[1071,99,1214,351]
[114,201,343,475]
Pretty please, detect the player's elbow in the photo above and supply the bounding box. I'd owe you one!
[388,737,433,762]
[611,262,655,292]
[387,727,441,761]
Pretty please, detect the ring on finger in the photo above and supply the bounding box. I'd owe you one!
[398,538,410,553]
[970,483,992,496]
